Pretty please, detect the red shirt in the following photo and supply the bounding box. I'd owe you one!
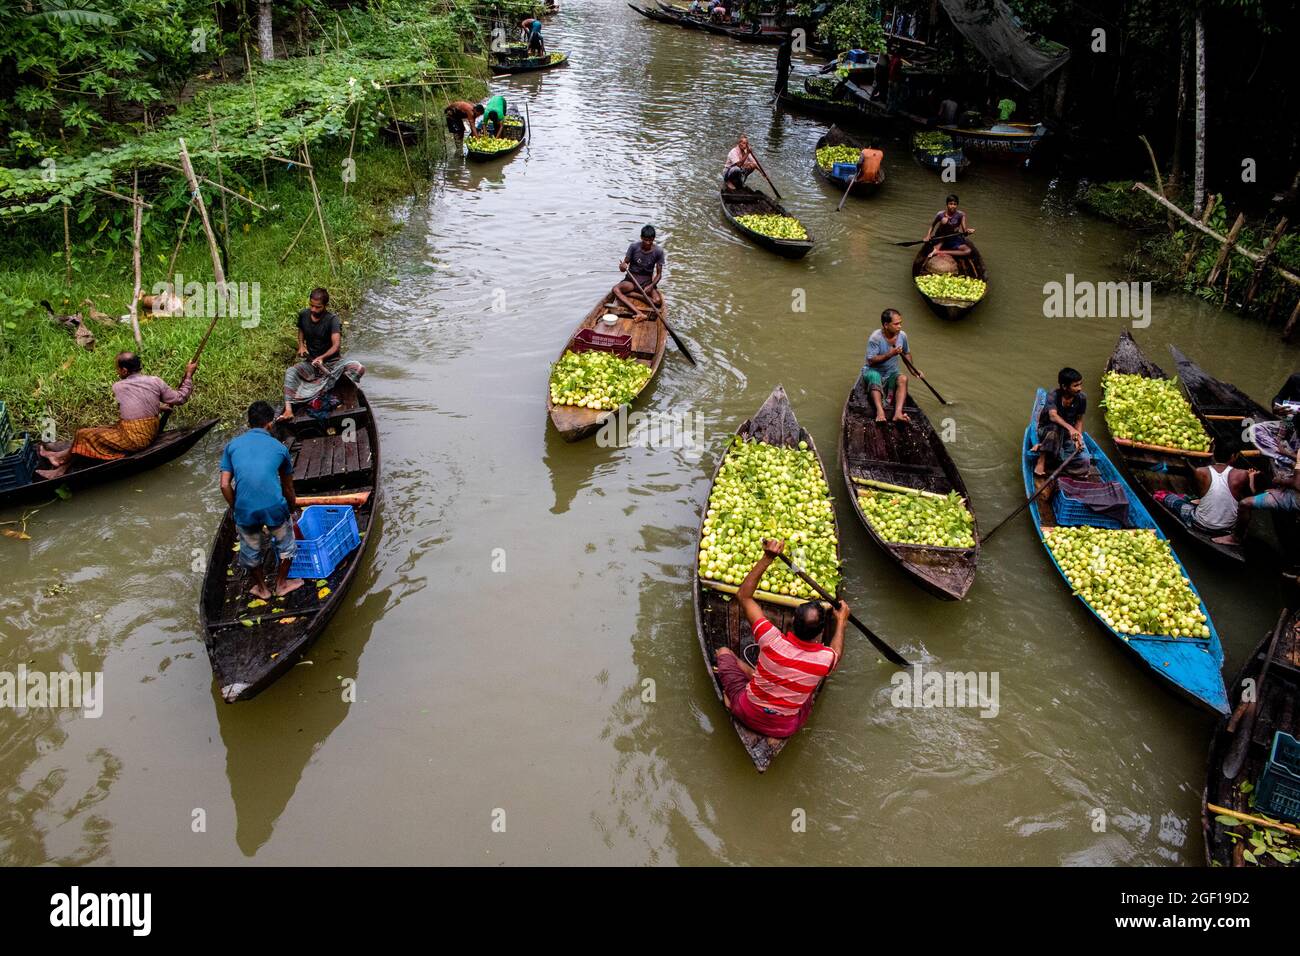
[743,617,837,716]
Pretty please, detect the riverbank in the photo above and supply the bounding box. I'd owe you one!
[0,1,497,435]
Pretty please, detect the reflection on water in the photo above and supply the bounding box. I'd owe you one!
[0,0,1292,865]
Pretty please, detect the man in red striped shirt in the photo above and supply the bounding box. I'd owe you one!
[714,538,848,739]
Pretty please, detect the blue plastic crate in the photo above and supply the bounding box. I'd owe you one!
[0,433,37,491]
[288,505,360,579]
[831,161,859,180]
[1052,485,1126,529]
[846,48,869,63]
[1256,731,1300,824]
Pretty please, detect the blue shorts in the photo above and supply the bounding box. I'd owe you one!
[1250,488,1300,512]
[236,519,296,569]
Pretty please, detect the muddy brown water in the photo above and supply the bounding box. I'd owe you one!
[0,1,1291,865]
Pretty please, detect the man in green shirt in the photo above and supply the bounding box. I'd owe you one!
[473,94,508,137]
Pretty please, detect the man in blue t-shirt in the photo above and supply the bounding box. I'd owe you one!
[862,308,924,423]
[613,224,665,315]
[219,401,302,599]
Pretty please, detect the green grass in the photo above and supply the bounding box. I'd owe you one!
[0,120,472,435]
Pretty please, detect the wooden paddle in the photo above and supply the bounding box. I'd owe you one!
[775,551,910,667]
[979,444,1083,546]
[902,355,950,405]
[1222,608,1289,779]
[624,270,697,366]
[835,168,858,212]
[893,227,967,248]
[158,311,221,431]
[745,146,782,199]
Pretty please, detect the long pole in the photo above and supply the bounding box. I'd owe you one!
[775,552,910,667]
[979,446,1082,545]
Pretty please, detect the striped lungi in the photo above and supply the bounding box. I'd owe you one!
[69,416,160,461]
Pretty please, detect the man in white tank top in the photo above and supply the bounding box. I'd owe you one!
[1156,439,1255,536]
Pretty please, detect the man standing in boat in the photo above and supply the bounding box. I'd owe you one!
[36,351,197,479]
[722,134,759,191]
[923,194,974,259]
[614,224,664,314]
[714,538,848,741]
[1032,367,1089,477]
[862,308,922,423]
[220,401,302,600]
[769,32,793,104]
[520,17,545,56]
[858,141,885,185]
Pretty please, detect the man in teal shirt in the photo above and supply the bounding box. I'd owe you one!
[220,401,302,599]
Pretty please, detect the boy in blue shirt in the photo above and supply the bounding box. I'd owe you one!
[219,401,302,599]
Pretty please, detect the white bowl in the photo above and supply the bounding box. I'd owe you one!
[601,313,620,326]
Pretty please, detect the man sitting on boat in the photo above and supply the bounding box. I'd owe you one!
[722,135,759,191]
[36,351,197,479]
[1272,371,1300,416]
[473,95,508,137]
[1155,437,1256,537]
[858,143,885,185]
[862,308,922,423]
[923,194,975,259]
[520,17,545,56]
[1214,416,1300,547]
[444,100,476,139]
[1032,367,1089,477]
[220,401,302,600]
[613,224,665,314]
[280,287,365,422]
[714,538,848,740]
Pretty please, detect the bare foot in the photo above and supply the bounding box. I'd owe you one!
[276,578,305,597]
[1211,534,1242,546]
[34,466,67,480]
[37,446,63,463]
[276,409,295,423]
[874,414,887,423]
[249,583,273,600]
[893,412,910,423]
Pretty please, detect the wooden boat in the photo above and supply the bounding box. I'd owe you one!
[465,112,526,162]
[911,131,969,175]
[1170,344,1276,452]
[1022,387,1229,715]
[812,126,883,198]
[490,51,569,75]
[1,418,217,510]
[628,1,677,24]
[1203,609,1300,867]
[693,385,841,771]
[199,378,380,702]
[840,381,978,599]
[938,121,1047,164]
[720,188,814,259]
[547,289,668,442]
[910,241,987,320]
[1104,332,1244,563]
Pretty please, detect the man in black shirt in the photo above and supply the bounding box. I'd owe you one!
[1034,366,1089,476]
[297,288,341,369]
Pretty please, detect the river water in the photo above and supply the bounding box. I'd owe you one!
[1,1,1291,866]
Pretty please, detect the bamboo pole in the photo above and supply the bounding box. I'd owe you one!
[1178,193,1216,278]
[177,138,228,304]
[165,199,195,284]
[300,138,336,276]
[1133,184,1300,288]
[1207,804,1300,839]
[62,205,72,288]
[1112,436,1212,458]
[1246,217,1289,305]
[151,161,268,210]
[278,211,315,264]
[851,477,949,500]
[128,171,143,345]
[385,85,415,188]
[207,103,229,238]
[91,186,151,207]
[1208,213,1246,288]
[700,579,827,610]
[344,99,361,198]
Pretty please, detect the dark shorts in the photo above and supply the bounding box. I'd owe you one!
[716,650,812,738]
[1037,422,1090,472]
[723,165,751,186]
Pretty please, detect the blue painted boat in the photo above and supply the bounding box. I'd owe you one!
[1022,388,1230,715]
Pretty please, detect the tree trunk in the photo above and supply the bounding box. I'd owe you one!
[1193,11,1206,216]
[1052,62,1069,120]
[1169,24,1188,194]
[258,1,275,62]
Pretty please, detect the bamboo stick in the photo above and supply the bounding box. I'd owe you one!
[91,186,151,208]
[151,162,268,210]
[344,99,360,198]
[385,85,415,188]
[1112,436,1212,458]
[300,138,336,276]
[278,211,315,264]
[62,205,72,288]
[1133,183,1300,288]
[852,477,948,499]
[700,578,826,609]
[208,103,229,238]
[1207,803,1300,839]
[165,199,195,282]
[1208,213,1246,288]
[1246,217,1289,305]
[296,492,371,507]
[128,171,143,345]
[1178,194,1216,278]
[177,138,228,304]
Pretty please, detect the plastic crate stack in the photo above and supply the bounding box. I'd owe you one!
[1257,731,1300,824]
[0,402,38,492]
